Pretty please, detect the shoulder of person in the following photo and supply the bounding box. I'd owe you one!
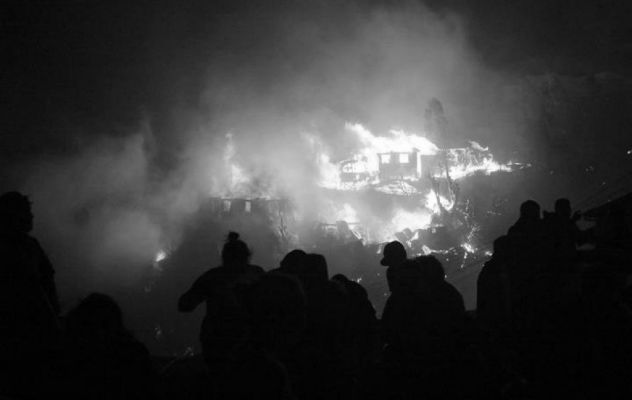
[246,264,265,274]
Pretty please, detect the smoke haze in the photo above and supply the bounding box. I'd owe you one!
[2,0,629,305]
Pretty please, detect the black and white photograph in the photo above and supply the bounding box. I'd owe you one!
[1,0,631,398]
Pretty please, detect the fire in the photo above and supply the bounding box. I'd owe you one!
[154,250,167,264]
[346,122,439,154]
[333,203,358,223]
[314,123,516,192]
[211,121,524,258]
[424,190,455,214]
[222,133,253,197]
[442,150,513,180]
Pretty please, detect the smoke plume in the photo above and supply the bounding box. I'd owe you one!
[8,1,536,300]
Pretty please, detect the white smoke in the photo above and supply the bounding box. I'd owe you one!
[11,1,536,301]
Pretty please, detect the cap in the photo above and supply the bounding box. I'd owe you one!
[380,241,407,266]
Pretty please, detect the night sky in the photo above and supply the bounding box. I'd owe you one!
[3,0,629,163]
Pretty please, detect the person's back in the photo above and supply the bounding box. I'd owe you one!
[380,260,424,355]
[383,257,465,360]
[216,273,305,400]
[178,232,264,369]
[477,236,512,331]
[282,253,350,399]
[545,198,584,270]
[61,293,156,399]
[417,256,465,338]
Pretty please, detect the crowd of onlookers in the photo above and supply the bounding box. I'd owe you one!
[1,190,631,399]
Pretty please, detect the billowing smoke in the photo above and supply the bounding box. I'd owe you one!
[7,1,537,301]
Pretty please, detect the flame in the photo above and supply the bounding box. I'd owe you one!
[461,242,476,253]
[346,123,439,155]
[334,203,358,222]
[154,250,167,263]
[390,208,433,233]
[317,153,343,189]
[442,153,513,180]
[314,123,516,193]
[424,190,455,214]
[212,121,523,252]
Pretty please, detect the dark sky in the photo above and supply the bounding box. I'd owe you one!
[2,0,629,162]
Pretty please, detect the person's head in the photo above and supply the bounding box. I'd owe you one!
[554,198,572,219]
[331,273,350,284]
[301,253,329,287]
[280,249,307,274]
[519,200,541,221]
[416,255,445,285]
[0,191,33,233]
[66,293,125,334]
[380,241,407,267]
[221,231,251,267]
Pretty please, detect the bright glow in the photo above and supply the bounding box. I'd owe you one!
[390,208,432,232]
[335,203,358,222]
[443,154,513,180]
[222,133,255,197]
[154,250,167,263]
[318,153,342,189]
[347,123,439,155]
[368,208,433,243]
[314,122,517,193]
[424,190,454,214]
[462,242,476,253]
[216,121,524,251]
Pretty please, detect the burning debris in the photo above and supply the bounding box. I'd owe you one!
[317,122,516,192]
[312,121,522,245]
[193,113,528,287]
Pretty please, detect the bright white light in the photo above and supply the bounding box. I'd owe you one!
[155,250,167,263]
[462,242,476,253]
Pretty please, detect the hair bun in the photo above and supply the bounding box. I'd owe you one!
[227,231,240,242]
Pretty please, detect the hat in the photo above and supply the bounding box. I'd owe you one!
[380,241,407,266]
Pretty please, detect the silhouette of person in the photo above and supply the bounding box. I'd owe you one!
[218,273,305,400]
[178,232,264,370]
[274,249,307,275]
[61,293,156,399]
[380,241,408,293]
[331,273,379,369]
[508,199,542,237]
[477,235,512,331]
[545,198,586,267]
[0,191,61,397]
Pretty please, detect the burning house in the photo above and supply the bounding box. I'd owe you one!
[206,119,526,280]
